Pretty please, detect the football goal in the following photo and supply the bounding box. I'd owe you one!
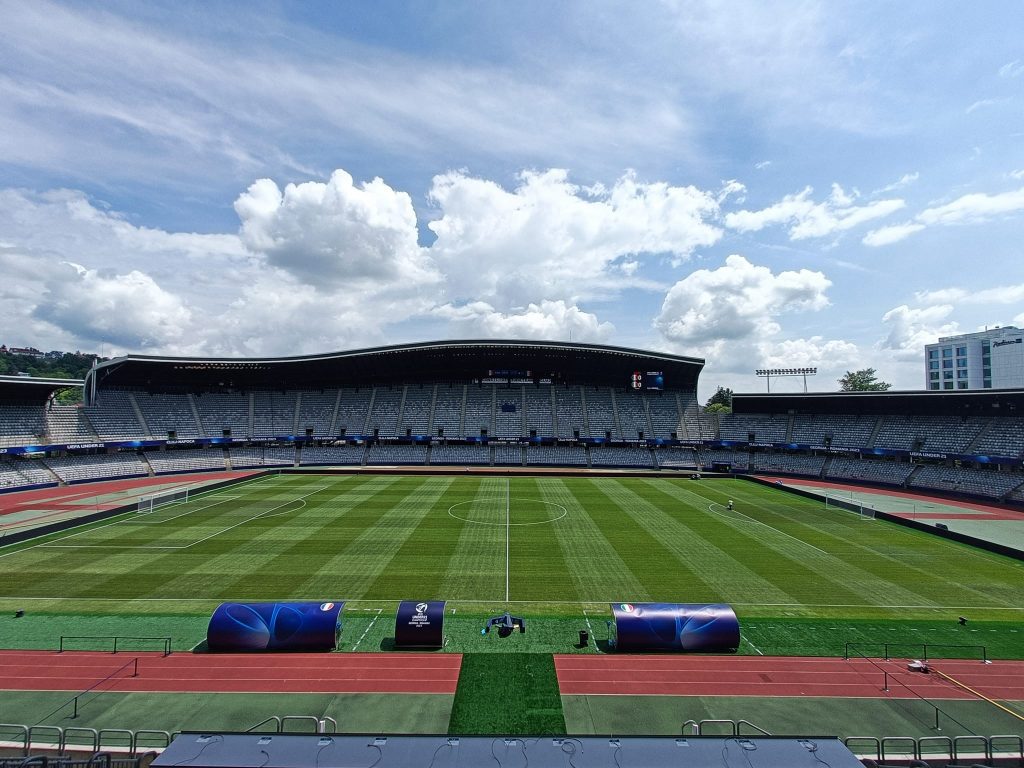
[137,487,189,514]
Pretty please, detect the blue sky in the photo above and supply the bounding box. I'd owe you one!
[1,1,1023,398]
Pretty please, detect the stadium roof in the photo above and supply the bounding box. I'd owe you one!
[84,340,704,393]
[733,388,1024,416]
[0,374,84,402]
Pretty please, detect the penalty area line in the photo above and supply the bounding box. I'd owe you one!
[708,502,828,556]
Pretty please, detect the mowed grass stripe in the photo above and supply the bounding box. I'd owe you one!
[438,478,505,601]
[594,479,795,604]
[717,481,1024,607]
[0,476,301,598]
[638,479,938,608]
[70,478,353,600]
[507,478,576,602]
[306,476,457,599]
[528,478,649,603]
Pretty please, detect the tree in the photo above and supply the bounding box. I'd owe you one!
[705,386,733,413]
[838,368,892,391]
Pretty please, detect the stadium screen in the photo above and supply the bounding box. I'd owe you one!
[630,371,665,390]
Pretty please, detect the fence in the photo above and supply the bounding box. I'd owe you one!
[58,636,172,657]
[843,641,988,663]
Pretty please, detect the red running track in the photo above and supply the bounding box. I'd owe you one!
[554,655,1024,701]
[0,651,462,694]
[0,472,260,524]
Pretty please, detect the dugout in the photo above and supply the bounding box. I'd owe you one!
[394,600,445,648]
[206,601,343,652]
[609,602,740,652]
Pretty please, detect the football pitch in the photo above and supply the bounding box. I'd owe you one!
[1,472,1021,622]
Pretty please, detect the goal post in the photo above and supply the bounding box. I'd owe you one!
[137,487,189,514]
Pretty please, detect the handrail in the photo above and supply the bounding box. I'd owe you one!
[678,719,770,737]
[131,731,172,755]
[63,727,100,754]
[880,735,917,762]
[26,727,62,756]
[843,736,880,761]
[915,735,952,762]
[953,734,991,763]
[280,716,321,733]
[58,636,171,657]
[0,724,29,756]
[990,734,1024,761]
[32,658,139,724]
[245,716,282,733]
[97,730,133,755]
[736,719,772,736]
[843,641,988,662]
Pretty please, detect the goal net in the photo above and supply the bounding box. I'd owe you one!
[137,487,189,514]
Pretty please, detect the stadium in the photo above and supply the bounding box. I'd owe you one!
[0,340,1022,767]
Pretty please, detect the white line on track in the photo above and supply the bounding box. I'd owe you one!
[707,502,828,555]
[351,608,383,650]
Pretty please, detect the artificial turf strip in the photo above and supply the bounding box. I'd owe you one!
[447,653,566,735]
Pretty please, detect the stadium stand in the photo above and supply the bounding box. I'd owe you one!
[366,443,427,464]
[144,448,227,474]
[971,416,1024,457]
[751,451,826,476]
[646,391,681,438]
[399,385,433,435]
[44,403,100,443]
[464,386,494,437]
[228,446,293,468]
[583,387,616,439]
[495,387,524,438]
[252,391,297,437]
[524,387,554,438]
[295,389,339,437]
[908,464,1022,498]
[134,392,202,439]
[525,444,587,466]
[826,456,916,486]
[614,389,650,440]
[698,448,751,471]
[789,414,877,448]
[45,452,148,482]
[553,386,585,439]
[300,444,365,465]
[81,391,145,440]
[718,413,789,442]
[194,392,250,438]
[0,402,45,447]
[493,443,524,465]
[590,445,654,468]
[432,384,465,437]
[366,386,403,437]
[335,389,372,437]
[429,442,490,465]
[653,446,699,468]
[0,457,54,487]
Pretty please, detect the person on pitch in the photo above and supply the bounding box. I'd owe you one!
[727,500,734,511]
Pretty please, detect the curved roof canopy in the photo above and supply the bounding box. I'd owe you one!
[733,388,1024,416]
[85,340,704,393]
[0,375,84,403]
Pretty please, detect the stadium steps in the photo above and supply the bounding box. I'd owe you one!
[904,463,924,488]
[396,386,408,433]
[292,392,301,435]
[247,393,255,438]
[427,384,438,435]
[138,452,156,477]
[186,394,206,437]
[126,393,152,438]
[785,412,795,442]
[866,416,885,448]
[328,389,342,437]
[458,384,467,436]
[1002,475,1024,502]
[820,455,833,479]
[963,417,995,454]
[610,389,623,440]
[363,389,376,435]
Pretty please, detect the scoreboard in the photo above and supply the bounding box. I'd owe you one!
[630,370,664,390]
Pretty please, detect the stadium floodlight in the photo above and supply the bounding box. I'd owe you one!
[755,367,817,393]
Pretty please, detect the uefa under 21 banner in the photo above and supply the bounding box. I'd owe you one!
[611,603,740,652]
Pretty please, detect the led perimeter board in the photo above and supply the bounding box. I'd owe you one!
[207,601,343,652]
[610,602,739,652]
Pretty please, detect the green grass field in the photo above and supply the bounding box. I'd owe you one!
[2,471,1022,738]
[1,472,1021,630]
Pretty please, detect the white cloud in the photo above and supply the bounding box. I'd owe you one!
[427,169,722,306]
[861,222,925,246]
[915,284,1024,306]
[1010,169,1024,180]
[34,262,193,349]
[878,304,958,361]
[654,255,836,373]
[433,300,613,342]
[874,172,919,194]
[916,187,1024,226]
[725,185,904,240]
[234,170,438,289]
[754,160,772,170]
[999,59,1024,78]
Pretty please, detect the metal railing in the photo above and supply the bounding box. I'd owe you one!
[843,641,988,663]
[845,733,1024,763]
[32,658,140,724]
[681,719,771,736]
[58,637,171,657]
[245,716,337,734]
[0,724,172,758]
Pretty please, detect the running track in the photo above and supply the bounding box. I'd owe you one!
[555,655,1024,701]
[0,651,462,694]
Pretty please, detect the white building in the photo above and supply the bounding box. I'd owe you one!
[925,326,1024,390]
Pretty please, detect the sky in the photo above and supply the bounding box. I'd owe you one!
[1,1,1023,400]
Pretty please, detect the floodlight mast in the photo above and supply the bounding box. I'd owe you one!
[754,367,817,393]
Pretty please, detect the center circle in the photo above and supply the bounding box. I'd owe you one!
[447,497,568,526]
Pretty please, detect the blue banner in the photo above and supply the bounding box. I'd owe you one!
[207,601,343,652]
[611,602,740,652]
